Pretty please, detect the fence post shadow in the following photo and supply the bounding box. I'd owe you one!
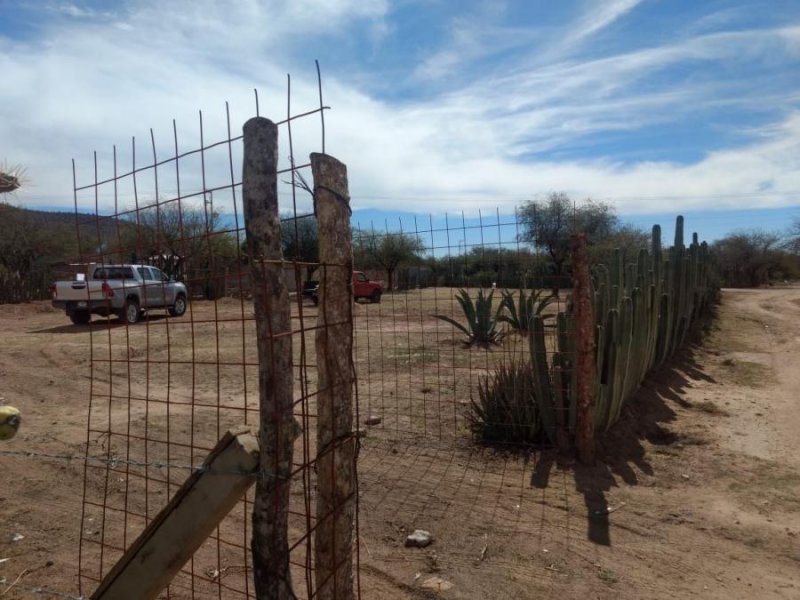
[527,342,715,547]
[573,464,614,546]
[530,451,555,489]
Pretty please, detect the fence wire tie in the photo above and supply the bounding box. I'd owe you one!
[313,184,351,216]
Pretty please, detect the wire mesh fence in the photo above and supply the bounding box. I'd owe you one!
[66,67,357,599]
[350,212,575,444]
[2,58,717,598]
[62,99,591,595]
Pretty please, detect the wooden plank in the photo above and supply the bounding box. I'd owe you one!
[91,429,259,600]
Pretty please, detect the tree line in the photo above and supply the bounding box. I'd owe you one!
[2,181,799,304]
[519,193,800,289]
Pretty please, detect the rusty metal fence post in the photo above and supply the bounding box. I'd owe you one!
[242,116,298,599]
[311,152,356,600]
[571,233,597,465]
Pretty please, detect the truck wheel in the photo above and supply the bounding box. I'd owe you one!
[69,310,91,325]
[121,299,141,324]
[370,289,382,304]
[312,295,319,306]
[169,294,187,317]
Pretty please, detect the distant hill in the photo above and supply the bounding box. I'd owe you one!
[0,203,133,264]
[0,202,241,303]
[0,203,78,227]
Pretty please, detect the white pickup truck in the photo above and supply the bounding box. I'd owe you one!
[51,264,188,325]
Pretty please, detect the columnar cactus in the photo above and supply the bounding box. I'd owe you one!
[526,215,715,438]
[478,215,715,448]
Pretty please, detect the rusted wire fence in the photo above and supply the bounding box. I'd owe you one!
[350,213,576,444]
[65,179,586,599]
[1,66,717,598]
[342,211,715,598]
[349,212,714,449]
[70,68,362,599]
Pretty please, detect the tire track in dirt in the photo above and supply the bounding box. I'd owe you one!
[711,288,800,468]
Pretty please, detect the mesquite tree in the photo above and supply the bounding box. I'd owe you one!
[518,193,617,292]
[355,231,424,291]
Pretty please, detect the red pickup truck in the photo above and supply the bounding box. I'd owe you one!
[303,271,383,305]
[352,271,383,303]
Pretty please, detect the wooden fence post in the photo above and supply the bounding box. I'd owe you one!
[311,152,356,600]
[242,117,298,600]
[572,233,597,465]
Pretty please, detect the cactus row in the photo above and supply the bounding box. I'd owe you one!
[523,215,715,445]
[592,215,714,431]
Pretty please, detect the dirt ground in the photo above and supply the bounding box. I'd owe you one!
[1,287,799,599]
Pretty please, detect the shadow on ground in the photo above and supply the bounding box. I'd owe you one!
[31,313,170,334]
[531,345,717,546]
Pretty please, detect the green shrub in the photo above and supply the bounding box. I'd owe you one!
[469,361,542,445]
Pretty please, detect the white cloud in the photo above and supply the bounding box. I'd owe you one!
[564,0,643,46]
[415,0,644,82]
[778,25,800,56]
[57,4,95,18]
[331,89,800,216]
[413,10,538,82]
[423,25,800,160]
[1,0,798,222]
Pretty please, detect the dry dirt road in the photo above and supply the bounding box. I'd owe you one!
[1,287,799,599]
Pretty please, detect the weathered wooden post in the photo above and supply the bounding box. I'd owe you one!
[242,117,298,599]
[572,233,596,465]
[311,152,356,600]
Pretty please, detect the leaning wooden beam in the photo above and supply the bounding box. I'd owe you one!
[312,152,356,600]
[90,429,259,600]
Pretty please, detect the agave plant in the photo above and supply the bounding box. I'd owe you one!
[0,163,24,195]
[435,288,502,347]
[497,288,556,335]
[468,360,541,445]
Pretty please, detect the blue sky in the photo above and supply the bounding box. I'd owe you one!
[1,0,799,243]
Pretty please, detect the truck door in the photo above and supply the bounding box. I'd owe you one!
[137,267,160,307]
[150,267,172,306]
[353,272,368,297]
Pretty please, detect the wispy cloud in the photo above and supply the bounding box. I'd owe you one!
[412,6,537,82]
[56,3,100,19]
[564,0,643,46]
[413,0,644,83]
[460,26,798,149]
[1,0,798,221]
[329,88,800,216]
[778,25,800,55]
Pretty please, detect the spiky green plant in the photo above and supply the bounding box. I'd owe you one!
[0,164,24,195]
[591,217,716,432]
[465,215,717,451]
[435,288,502,347]
[469,360,541,445]
[497,288,557,334]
